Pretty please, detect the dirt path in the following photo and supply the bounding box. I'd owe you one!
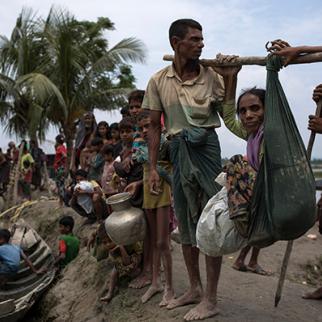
[19,200,322,322]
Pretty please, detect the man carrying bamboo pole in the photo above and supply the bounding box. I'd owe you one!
[142,18,240,320]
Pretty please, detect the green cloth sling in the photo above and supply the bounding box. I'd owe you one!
[248,56,316,247]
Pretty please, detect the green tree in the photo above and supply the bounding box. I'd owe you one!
[0,8,66,141]
[0,6,146,156]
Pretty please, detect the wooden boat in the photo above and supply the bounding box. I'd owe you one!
[0,221,55,322]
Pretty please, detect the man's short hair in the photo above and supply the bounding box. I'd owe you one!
[91,137,104,147]
[119,117,134,131]
[75,169,88,179]
[128,90,145,104]
[59,216,75,231]
[137,109,150,122]
[0,229,11,243]
[169,19,202,41]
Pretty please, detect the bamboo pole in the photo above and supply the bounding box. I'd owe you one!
[163,52,322,67]
[274,98,322,307]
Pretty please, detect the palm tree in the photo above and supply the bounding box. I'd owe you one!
[0,6,146,157]
[0,8,66,141]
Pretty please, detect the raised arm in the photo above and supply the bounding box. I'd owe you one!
[213,54,247,140]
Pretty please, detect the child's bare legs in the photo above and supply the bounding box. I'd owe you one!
[142,209,162,303]
[142,207,174,305]
[157,206,175,306]
[129,211,152,289]
[101,267,118,303]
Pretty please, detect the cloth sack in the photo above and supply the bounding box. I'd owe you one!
[196,187,247,257]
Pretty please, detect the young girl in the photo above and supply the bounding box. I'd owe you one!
[94,121,112,145]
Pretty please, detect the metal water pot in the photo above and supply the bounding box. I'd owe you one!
[105,192,146,245]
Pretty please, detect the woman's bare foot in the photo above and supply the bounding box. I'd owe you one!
[141,285,163,303]
[128,273,151,289]
[246,264,270,276]
[302,287,322,300]
[159,288,175,307]
[183,298,219,321]
[166,288,202,310]
[232,260,247,272]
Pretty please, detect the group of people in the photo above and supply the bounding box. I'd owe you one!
[1,18,322,321]
[0,139,45,200]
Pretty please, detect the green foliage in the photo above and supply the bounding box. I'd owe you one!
[0,6,146,142]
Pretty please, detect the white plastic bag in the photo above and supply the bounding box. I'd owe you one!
[196,187,247,257]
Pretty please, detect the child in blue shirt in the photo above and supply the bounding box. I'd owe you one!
[0,229,40,278]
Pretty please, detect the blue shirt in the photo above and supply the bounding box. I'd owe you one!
[0,244,21,272]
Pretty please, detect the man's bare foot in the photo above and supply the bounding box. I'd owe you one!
[159,288,175,307]
[128,273,151,289]
[302,287,322,300]
[141,285,163,303]
[183,298,219,321]
[167,288,202,310]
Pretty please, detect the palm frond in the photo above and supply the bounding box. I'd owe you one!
[15,73,67,113]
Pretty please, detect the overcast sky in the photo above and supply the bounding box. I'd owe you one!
[1,0,322,157]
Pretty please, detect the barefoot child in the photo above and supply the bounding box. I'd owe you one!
[100,231,143,303]
[135,110,175,306]
[55,216,80,269]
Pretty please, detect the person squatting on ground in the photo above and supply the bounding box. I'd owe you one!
[100,229,143,303]
[70,170,107,224]
[143,18,239,320]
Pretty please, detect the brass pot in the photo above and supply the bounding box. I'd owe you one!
[105,192,146,245]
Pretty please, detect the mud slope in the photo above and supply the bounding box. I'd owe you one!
[16,200,322,322]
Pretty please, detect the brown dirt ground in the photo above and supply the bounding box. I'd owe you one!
[9,199,322,322]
